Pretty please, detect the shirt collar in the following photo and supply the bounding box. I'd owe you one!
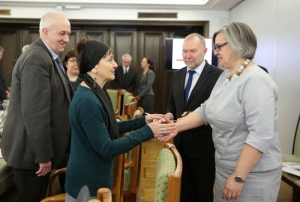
[186,60,206,74]
[42,40,59,60]
[123,66,130,71]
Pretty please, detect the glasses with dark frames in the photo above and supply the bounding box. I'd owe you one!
[214,42,228,51]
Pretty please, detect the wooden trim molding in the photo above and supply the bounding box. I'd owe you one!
[138,12,177,18]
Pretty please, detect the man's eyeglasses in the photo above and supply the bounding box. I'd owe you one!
[214,42,228,52]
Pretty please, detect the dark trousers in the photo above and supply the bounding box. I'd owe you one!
[13,168,51,202]
[178,146,215,202]
[138,94,154,114]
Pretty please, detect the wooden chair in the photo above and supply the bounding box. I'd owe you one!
[122,92,134,115]
[154,143,182,202]
[123,100,138,120]
[122,107,144,202]
[107,89,122,115]
[123,144,142,202]
[41,154,124,202]
[282,113,300,202]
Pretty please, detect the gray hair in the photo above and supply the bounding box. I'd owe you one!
[22,44,30,53]
[184,33,206,47]
[0,46,4,52]
[122,53,132,61]
[213,21,257,60]
[39,11,68,33]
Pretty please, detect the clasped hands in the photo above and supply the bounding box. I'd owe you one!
[145,113,177,139]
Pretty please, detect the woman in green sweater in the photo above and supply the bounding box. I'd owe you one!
[65,38,175,201]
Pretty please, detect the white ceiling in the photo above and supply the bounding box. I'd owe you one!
[0,0,244,10]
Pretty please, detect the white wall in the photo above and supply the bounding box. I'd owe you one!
[231,0,300,153]
[0,5,229,38]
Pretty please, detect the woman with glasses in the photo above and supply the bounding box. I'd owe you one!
[63,49,83,91]
[159,21,282,201]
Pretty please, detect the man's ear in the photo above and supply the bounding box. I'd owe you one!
[42,28,49,39]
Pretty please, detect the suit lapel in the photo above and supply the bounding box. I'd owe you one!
[185,63,211,107]
[37,39,71,102]
[178,67,188,111]
[54,60,71,102]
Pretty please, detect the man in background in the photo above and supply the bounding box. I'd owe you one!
[110,53,137,94]
[0,46,10,103]
[166,33,223,202]
[10,44,30,83]
[1,11,72,202]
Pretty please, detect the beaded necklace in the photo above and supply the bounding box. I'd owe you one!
[225,59,250,84]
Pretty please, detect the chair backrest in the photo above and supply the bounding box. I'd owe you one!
[97,188,112,202]
[42,155,124,202]
[124,100,138,120]
[293,114,300,157]
[154,143,182,202]
[122,107,143,202]
[122,92,134,115]
[133,107,144,119]
[111,154,125,202]
[107,89,122,115]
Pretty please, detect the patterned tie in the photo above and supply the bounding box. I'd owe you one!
[184,70,196,104]
[55,57,71,96]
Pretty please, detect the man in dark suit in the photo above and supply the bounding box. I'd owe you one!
[110,53,137,94]
[166,33,223,202]
[1,11,72,202]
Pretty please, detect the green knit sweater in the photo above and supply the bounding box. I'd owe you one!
[65,85,153,198]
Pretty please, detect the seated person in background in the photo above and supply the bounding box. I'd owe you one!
[110,53,137,94]
[63,49,82,91]
[65,38,175,201]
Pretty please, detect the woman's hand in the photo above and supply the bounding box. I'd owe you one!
[135,95,141,101]
[222,175,244,201]
[148,118,177,138]
[145,113,167,124]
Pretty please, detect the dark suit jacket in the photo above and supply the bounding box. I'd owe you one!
[167,62,223,159]
[110,65,137,93]
[1,38,72,170]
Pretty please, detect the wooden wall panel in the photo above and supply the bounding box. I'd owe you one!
[0,30,20,86]
[82,30,108,44]
[110,31,138,70]
[22,29,39,45]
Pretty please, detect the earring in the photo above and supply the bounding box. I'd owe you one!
[93,77,97,88]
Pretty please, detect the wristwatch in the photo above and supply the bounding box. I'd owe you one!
[232,173,245,183]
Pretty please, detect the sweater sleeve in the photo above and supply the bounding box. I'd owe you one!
[79,97,153,159]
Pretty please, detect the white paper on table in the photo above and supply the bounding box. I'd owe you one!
[282,162,300,177]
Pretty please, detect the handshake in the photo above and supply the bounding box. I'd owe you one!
[144,113,180,142]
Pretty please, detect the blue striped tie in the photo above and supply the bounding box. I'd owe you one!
[184,70,195,104]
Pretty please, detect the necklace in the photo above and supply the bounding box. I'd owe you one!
[225,59,250,84]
